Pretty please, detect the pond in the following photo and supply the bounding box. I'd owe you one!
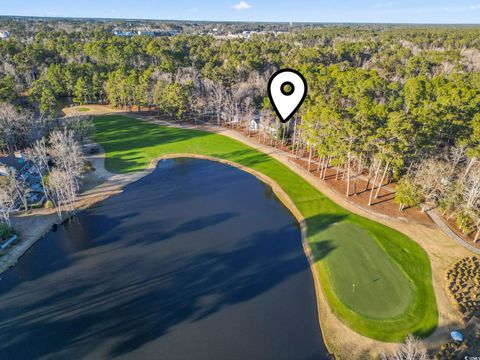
[0,158,328,359]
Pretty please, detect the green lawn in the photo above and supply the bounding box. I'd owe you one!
[92,115,438,342]
[314,223,414,319]
[77,107,90,112]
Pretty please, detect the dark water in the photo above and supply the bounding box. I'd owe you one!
[0,159,328,360]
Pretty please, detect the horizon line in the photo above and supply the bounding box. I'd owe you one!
[0,14,479,26]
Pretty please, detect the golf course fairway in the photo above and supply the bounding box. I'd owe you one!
[92,115,438,342]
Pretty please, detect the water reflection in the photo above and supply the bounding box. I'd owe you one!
[0,159,328,359]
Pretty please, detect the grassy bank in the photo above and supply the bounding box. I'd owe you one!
[92,115,438,342]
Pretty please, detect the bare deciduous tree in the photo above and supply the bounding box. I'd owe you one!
[46,168,77,217]
[0,103,32,154]
[204,79,226,125]
[45,130,85,217]
[447,144,467,175]
[49,130,84,188]
[63,114,94,145]
[0,188,16,226]
[462,164,480,210]
[24,138,50,202]
[4,168,28,211]
[414,158,451,208]
[381,335,429,360]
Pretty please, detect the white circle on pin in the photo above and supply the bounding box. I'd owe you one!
[268,69,307,124]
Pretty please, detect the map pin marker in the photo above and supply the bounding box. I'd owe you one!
[268,69,307,123]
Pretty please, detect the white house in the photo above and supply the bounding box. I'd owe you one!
[137,29,155,36]
[249,116,260,131]
[0,31,10,39]
[249,114,277,133]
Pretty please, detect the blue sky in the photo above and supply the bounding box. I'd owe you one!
[1,0,479,23]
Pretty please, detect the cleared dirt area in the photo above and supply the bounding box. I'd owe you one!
[90,106,475,357]
[5,105,475,359]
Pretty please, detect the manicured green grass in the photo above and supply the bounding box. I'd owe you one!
[314,223,414,319]
[92,115,438,342]
[77,107,90,112]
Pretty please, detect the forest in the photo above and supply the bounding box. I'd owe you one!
[1,18,480,241]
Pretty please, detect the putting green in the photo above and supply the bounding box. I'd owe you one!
[92,115,438,342]
[313,222,414,319]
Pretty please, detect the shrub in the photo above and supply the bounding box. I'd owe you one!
[395,177,423,210]
[0,223,15,241]
[456,210,475,235]
[438,181,463,216]
[44,200,54,209]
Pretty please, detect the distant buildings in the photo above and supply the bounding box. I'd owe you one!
[210,30,287,40]
[0,31,10,39]
[230,31,255,39]
[113,30,136,37]
[112,29,178,37]
[136,29,155,36]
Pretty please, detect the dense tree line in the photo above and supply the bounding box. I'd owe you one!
[1,20,479,117]
[1,19,480,239]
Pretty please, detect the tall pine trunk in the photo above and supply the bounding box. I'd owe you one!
[368,159,382,206]
[346,152,351,196]
[317,156,323,173]
[323,156,330,180]
[292,120,297,154]
[374,161,390,199]
[354,155,363,195]
[308,148,313,172]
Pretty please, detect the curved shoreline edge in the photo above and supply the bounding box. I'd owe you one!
[4,110,471,358]
[0,152,334,356]
[99,115,438,336]
[148,154,335,356]
[101,151,335,355]
[2,128,434,359]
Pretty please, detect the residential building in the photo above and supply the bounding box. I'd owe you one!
[113,29,178,37]
[0,152,46,208]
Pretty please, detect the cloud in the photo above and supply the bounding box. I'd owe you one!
[372,2,394,8]
[440,4,480,12]
[232,1,252,11]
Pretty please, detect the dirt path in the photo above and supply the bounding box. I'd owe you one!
[118,111,473,358]
[3,105,475,359]
[427,209,480,255]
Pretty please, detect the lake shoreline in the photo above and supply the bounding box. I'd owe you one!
[1,157,329,359]
[4,108,473,358]
[4,145,335,356]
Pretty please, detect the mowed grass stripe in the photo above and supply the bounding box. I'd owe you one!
[92,115,438,342]
[314,223,414,319]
